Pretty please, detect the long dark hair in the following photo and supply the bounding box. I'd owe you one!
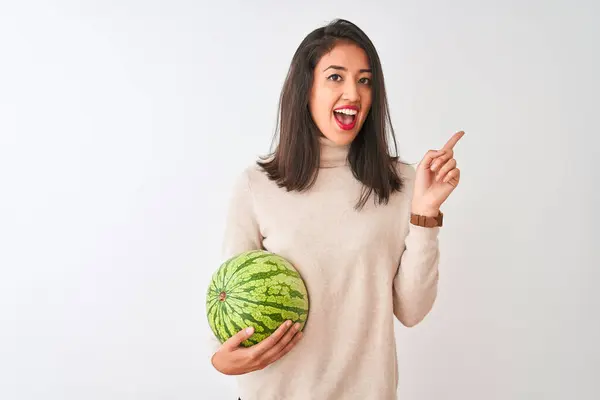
[257,18,404,210]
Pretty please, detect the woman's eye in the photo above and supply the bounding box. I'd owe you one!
[359,77,371,85]
[327,74,342,82]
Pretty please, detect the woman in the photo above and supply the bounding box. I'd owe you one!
[209,18,463,400]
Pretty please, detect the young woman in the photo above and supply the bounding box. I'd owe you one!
[209,18,463,400]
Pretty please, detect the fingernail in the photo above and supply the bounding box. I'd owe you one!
[286,320,292,327]
[294,323,300,330]
[246,327,254,335]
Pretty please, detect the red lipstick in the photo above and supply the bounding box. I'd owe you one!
[333,105,359,131]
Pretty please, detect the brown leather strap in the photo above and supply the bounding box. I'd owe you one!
[410,211,443,227]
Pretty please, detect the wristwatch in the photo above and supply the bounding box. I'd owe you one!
[410,211,443,228]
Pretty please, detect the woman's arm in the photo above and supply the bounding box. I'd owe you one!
[221,168,263,259]
[392,131,463,326]
[391,162,441,327]
[392,223,440,327]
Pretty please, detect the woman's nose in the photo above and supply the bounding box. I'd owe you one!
[342,81,360,101]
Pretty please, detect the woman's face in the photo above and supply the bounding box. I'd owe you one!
[309,42,373,146]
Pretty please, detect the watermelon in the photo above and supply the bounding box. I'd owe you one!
[206,250,309,347]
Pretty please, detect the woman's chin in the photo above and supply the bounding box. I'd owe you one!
[322,129,358,146]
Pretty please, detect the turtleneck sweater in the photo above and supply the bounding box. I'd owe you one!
[209,136,441,400]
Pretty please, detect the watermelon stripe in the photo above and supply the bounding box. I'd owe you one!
[229,295,308,315]
[229,281,305,300]
[221,252,272,289]
[218,304,232,342]
[222,306,239,340]
[222,302,245,333]
[223,300,258,330]
[230,269,300,289]
[208,277,219,295]
[217,252,247,288]
[212,257,231,293]
[217,256,236,287]
[217,304,229,343]
[213,257,231,287]
[211,304,222,342]
[229,273,302,294]
[206,300,220,322]
[226,298,277,332]
[237,312,272,333]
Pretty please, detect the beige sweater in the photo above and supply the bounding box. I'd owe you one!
[210,136,440,400]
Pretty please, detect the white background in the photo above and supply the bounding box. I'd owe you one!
[2,1,598,399]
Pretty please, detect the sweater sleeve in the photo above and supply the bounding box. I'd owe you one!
[206,168,264,361]
[221,168,264,259]
[392,164,441,327]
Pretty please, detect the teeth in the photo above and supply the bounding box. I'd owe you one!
[334,108,358,115]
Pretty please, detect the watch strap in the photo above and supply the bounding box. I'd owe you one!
[410,211,443,227]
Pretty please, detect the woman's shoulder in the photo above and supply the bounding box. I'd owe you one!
[392,159,417,181]
[232,161,272,191]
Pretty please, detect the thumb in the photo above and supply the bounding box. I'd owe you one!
[223,326,254,350]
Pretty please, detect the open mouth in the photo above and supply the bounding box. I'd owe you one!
[333,107,358,130]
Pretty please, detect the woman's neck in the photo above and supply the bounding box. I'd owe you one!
[318,136,350,168]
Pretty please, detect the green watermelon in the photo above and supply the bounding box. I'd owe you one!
[206,250,309,347]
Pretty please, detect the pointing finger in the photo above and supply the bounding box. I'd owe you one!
[419,149,446,171]
[442,131,465,151]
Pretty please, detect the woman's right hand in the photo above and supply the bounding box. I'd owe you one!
[210,320,303,375]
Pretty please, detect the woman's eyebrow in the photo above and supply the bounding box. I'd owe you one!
[323,65,372,73]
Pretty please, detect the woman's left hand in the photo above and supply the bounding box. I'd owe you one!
[411,131,464,216]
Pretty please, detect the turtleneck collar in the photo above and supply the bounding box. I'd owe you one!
[318,136,350,168]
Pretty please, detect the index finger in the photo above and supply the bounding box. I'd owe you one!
[250,320,293,355]
[442,131,465,150]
